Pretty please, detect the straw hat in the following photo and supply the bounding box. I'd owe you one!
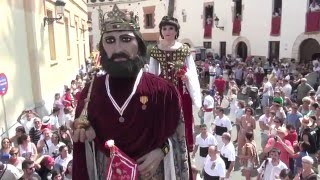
[299,116,313,127]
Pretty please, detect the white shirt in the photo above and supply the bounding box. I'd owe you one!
[259,114,271,134]
[281,83,292,97]
[220,142,236,162]
[203,95,214,109]
[195,133,217,148]
[20,117,34,134]
[55,154,73,170]
[49,115,60,129]
[203,156,226,177]
[1,164,23,179]
[263,81,274,96]
[48,142,66,157]
[257,158,287,180]
[63,114,73,129]
[214,115,232,132]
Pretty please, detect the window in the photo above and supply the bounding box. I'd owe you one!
[234,0,242,19]
[64,17,71,57]
[203,42,212,49]
[204,5,214,26]
[47,10,56,60]
[273,0,282,16]
[308,0,320,11]
[268,41,280,60]
[145,14,154,28]
[75,21,79,41]
[143,6,155,29]
[220,42,226,58]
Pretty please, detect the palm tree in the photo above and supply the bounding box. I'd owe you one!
[167,0,175,17]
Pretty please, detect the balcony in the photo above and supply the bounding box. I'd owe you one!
[305,11,320,33]
[270,16,281,36]
[232,17,241,35]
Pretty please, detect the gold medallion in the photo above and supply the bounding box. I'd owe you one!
[119,117,125,123]
[142,104,147,110]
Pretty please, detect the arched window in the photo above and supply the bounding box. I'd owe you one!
[273,0,282,16]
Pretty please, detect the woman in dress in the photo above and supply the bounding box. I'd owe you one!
[0,137,12,163]
[18,134,37,161]
[238,107,256,155]
[64,160,73,180]
[148,16,201,151]
[10,126,26,147]
[239,131,259,180]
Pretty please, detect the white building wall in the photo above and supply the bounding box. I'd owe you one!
[88,0,319,60]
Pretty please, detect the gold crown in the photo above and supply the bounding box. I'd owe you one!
[101,5,140,33]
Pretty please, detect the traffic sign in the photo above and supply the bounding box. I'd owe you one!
[0,73,8,96]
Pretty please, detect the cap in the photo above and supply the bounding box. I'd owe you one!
[43,156,55,166]
[42,116,50,125]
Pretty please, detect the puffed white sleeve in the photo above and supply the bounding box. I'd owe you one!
[148,57,161,76]
[184,55,202,108]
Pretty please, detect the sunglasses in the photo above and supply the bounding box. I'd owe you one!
[10,152,19,155]
[274,121,280,123]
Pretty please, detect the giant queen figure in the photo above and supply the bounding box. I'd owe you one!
[149,16,202,152]
[72,5,189,180]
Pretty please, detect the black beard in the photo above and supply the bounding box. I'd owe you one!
[101,54,144,78]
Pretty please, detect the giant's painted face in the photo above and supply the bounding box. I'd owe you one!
[102,31,138,62]
[161,25,177,41]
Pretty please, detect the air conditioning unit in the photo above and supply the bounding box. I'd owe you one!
[90,0,97,2]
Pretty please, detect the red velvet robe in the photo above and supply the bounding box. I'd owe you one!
[72,72,181,180]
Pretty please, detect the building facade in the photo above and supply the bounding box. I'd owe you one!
[88,0,320,62]
[0,0,90,137]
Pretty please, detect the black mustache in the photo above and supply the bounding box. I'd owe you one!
[110,53,130,61]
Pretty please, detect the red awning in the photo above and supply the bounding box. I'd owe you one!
[306,11,320,33]
[232,18,241,35]
[270,16,281,36]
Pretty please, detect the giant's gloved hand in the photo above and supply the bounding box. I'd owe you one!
[72,119,96,143]
[137,148,164,179]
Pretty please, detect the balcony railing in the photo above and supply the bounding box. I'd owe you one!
[306,11,320,33]
[271,16,281,36]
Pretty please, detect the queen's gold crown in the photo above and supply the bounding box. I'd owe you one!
[101,4,140,33]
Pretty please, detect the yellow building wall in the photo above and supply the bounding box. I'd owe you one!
[0,0,35,137]
[0,0,89,137]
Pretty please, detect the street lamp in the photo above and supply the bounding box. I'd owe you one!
[43,0,66,27]
[214,16,224,30]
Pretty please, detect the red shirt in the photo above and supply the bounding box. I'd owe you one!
[265,138,293,166]
[284,132,298,146]
[214,79,226,93]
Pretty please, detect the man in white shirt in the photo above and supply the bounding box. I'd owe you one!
[208,64,216,90]
[0,161,23,179]
[203,145,226,180]
[281,79,292,98]
[257,148,287,180]
[17,109,39,134]
[220,132,236,180]
[49,107,60,130]
[202,90,215,133]
[261,77,274,109]
[213,107,232,150]
[192,124,217,171]
[259,107,271,148]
